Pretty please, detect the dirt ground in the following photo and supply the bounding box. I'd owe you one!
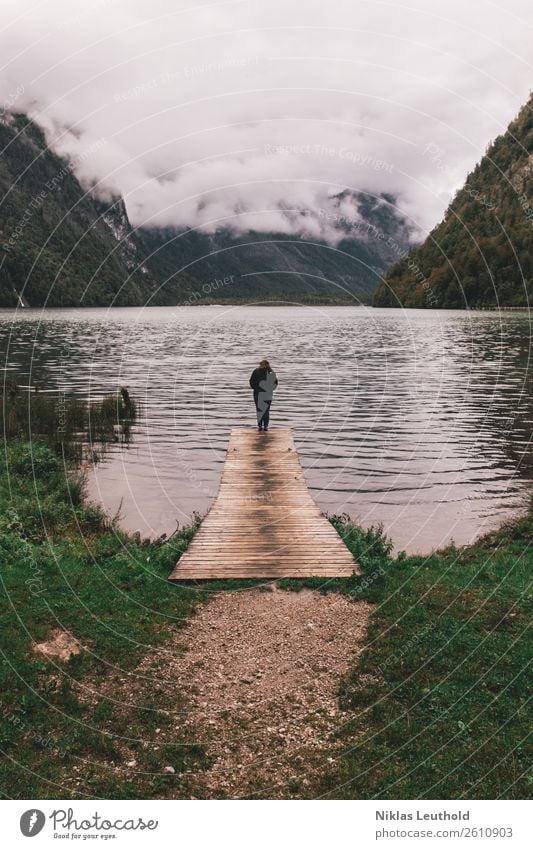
[137,585,372,798]
[53,585,371,798]
[34,628,81,662]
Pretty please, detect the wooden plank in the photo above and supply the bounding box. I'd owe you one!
[169,427,359,580]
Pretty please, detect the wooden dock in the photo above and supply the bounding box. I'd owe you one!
[169,427,359,580]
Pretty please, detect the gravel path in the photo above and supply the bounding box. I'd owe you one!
[148,585,371,798]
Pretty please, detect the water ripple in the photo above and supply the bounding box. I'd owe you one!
[1,305,531,552]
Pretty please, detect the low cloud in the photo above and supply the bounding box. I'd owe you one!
[1,0,531,240]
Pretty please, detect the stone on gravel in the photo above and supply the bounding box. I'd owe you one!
[134,586,371,798]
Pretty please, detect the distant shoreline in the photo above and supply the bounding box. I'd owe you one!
[0,301,369,310]
[1,302,531,311]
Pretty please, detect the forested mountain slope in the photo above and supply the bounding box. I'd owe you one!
[0,112,415,306]
[140,191,415,304]
[0,113,176,306]
[374,94,533,308]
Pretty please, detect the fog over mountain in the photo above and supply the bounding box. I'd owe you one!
[1,0,531,244]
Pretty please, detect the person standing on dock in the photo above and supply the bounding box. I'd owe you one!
[249,359,278,432]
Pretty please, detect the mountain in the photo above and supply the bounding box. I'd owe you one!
[140,192,415,304]
[0,113,177,307]
[0,112,415,306]
[374,95,533,308]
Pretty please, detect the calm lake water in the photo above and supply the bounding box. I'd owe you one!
[1,305,531,553]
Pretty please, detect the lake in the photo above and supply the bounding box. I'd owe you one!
[1,305,531,553]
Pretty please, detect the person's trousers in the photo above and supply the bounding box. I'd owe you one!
[254,391,272,428]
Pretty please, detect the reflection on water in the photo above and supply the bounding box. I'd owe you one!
[1,305,531,553]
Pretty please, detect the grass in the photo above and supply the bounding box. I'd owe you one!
[0,430,530,799]
[0,436,209,798]
[1,381,137,463]
[315,512,532,800]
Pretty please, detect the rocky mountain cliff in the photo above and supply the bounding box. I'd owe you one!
[374,94,533,308]
[0,113,416,307]
[0,113,175,307]
[140,191,415,304]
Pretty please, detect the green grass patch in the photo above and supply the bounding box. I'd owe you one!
[1,381,137,463]
[0,439,205,798]
[315,513,532,800]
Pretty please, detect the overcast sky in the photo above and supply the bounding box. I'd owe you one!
[1,0,531,241]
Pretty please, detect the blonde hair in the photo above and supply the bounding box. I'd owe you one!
[259,359,270,369]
